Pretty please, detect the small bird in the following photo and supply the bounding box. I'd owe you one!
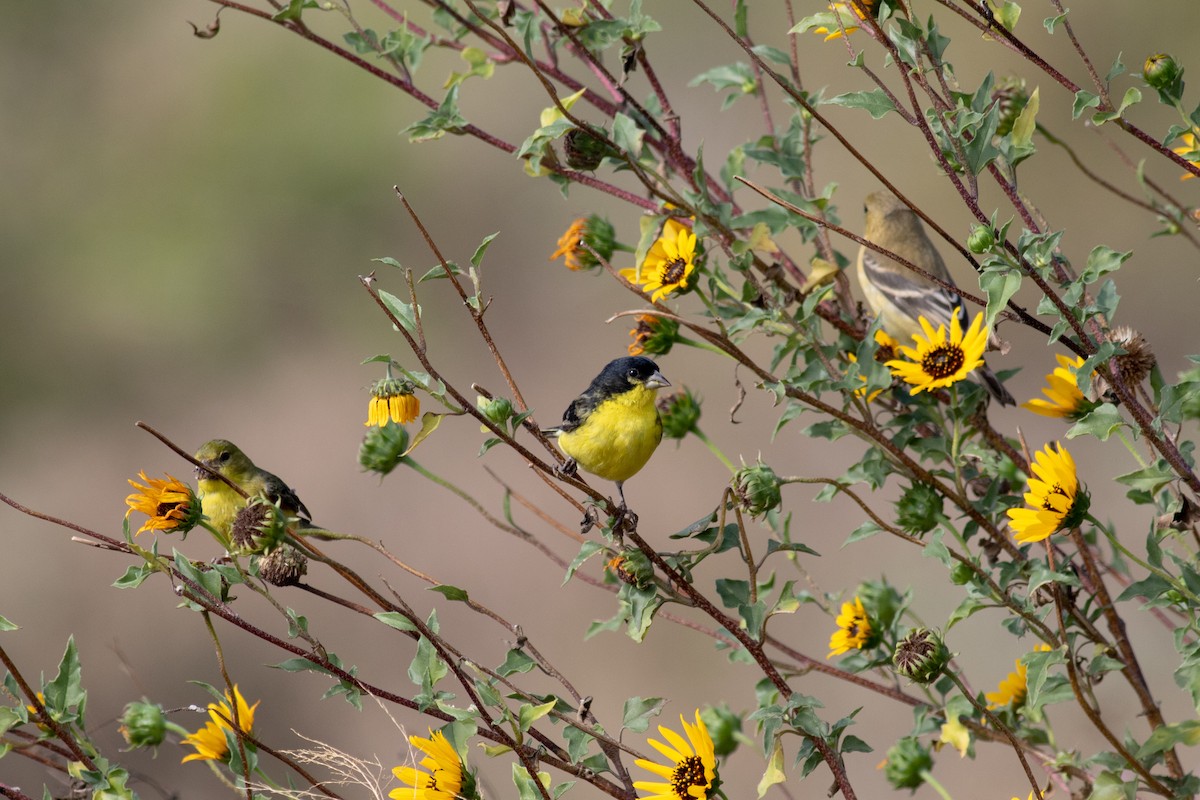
[193,439,310,539]
[544,356,671,509]
[857,191,1015,405]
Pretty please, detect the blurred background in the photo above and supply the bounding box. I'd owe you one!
[2,1,1198,796]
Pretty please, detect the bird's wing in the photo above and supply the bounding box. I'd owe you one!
[261,471,311,521]
[555,391,598,435]
[860,248,965,327]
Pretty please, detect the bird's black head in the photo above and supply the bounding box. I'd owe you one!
[591,356,671,394]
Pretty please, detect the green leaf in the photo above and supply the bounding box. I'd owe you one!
[979,264,1022,333]
[375,611,418,633]
[612,113,645,157]
[0,614,16,632]
[430,585,470,602]
[622,696,665,732]
[989,1,1021,32]
[112,564,154,590]
[403,85,466,142]
[1081,245,1131,283]
[400,412,445,457]
[827,90,896,119]
[378,289,420,336]
[1066,403,1125,441]
[471,232,499,269]
[1092,87,1142,125]
[1011,86,1040,148]
[45,637,86,717]
[512,763,553,800]
[497,648,536,677]
[757,739,786,797]
[518,699,557,731]
[1043,10,1068,32]
[1072,90,1101,119]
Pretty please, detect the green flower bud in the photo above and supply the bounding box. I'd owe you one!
[120,700,167,749]
[883,736,933,791]
[477,395,514,427]
[258,543,309,587]
[895,482,943,535]
[991,76,1029,137]
[892,627,951,684]
[1143,53,1184,100]
[231,497,289,555]
[966,225,995,254]
[658,389,702,440]
[700,704,743,758]
[359,421,410,476]
[552,215,617,272]
[733,461,783,517]
[563,126,614,171]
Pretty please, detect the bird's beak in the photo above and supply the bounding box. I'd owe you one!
[194,462,215,481]
[645,370,671,389]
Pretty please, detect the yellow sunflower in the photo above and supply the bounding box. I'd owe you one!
[367,378,420,427]
[1022,354,1089,419]
[124,471,200,536]
[828,596,873,657]
[1006,443,1088,544]
[550,217,588,270]
[1173,132,1198,180]
[391,729,476,800]
[811,0,878,40]
[886,312,988,396]
[985,645,1053,709]
[634,710,721,800]
[621,218,698,303]
[181,686,258,764]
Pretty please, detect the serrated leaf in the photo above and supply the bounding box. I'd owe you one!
[1066,403,1125,441]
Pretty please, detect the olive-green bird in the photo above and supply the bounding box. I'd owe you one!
[193,439,310,539]
[857,190,1015,405]
[543,356,671,508]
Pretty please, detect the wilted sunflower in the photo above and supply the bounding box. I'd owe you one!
[633,710,721,800]
[1007,443,1088,544]
[125,472,201,536]
[367,377,420,427]
[886,312,987,396]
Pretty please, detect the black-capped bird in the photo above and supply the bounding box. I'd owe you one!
[544,356,671,509]
[857,191,1015,405]
[193,439,311,539]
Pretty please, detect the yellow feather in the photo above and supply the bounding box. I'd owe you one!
[556,384,663,483]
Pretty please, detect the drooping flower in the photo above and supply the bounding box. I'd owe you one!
[628,314,679,356]
[124,472,201,536]
[181,686,258,764]
[391,729,477,800]
[621,218,698,303]
[550,215,615,271]
[828,596,873,657]
[985,645,1053,709]
[1007,443,1089,544]
[1022,354,1090,419]
[886,312,988,396]
[367,378,420,427]
[633,710,720,800]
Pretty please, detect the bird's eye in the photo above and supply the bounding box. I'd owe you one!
[217,451,231,464]
[628,367,639,378]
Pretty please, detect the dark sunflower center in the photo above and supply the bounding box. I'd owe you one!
[670,755,708,799]
[155,501,183,517]
[920,344,965,379]
[661,257,687,285]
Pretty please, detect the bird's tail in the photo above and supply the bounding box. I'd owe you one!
[979,365,1015,406]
